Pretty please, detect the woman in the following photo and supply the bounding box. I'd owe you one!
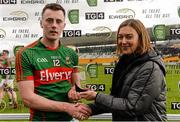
[80,19,167,121]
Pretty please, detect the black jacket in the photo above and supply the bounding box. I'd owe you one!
[89,50,167,121]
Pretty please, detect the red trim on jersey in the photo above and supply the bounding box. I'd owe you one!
[30,108,34,121]
[34,67,73,87]
[15,49,22,81]
[30,108,46,121]
[46,46,59,50]
[26,76,34,80]
[15,41,39,82]
[41,38,61,50]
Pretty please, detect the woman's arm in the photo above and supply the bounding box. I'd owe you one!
[81,62,164,115]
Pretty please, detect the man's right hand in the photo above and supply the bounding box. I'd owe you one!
[68,86,81,102]
[65,103,92,120]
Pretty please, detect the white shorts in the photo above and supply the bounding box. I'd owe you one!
[0,79,14,88]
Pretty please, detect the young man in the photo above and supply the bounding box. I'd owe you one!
[15,3,91,121]
[0,50,18,109]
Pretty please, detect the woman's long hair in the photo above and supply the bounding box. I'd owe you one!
[116,19,153,55]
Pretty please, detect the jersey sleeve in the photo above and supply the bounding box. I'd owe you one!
[15,49,34,82]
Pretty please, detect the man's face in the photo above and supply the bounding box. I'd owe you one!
[40,9,66,41]
[2,51,8,57]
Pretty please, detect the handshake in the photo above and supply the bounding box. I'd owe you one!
[67,84,98,120]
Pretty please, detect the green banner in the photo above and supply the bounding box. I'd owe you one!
[87,0,97,7]
[153,24,166,40]
[68,9,79,24]
[86,63,98,78]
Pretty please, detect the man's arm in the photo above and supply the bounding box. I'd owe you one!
[18,80,91,119]
[68,72,81,101]
[18,80,70,111]
[72,71,81,86]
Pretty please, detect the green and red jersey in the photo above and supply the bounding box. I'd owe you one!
[15,38,78,121]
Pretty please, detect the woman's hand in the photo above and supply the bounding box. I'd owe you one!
[79,90,97,100]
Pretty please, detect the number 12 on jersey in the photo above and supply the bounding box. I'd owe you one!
[53,59,60,66]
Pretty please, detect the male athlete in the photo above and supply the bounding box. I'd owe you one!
[0,50,18,109]
[15,3,91,121]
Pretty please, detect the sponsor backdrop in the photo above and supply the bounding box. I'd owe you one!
[0,0,179,53]
[0,0,180,116]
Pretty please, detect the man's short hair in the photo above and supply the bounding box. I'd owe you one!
[41,3,66,17]
[3,50,9,54]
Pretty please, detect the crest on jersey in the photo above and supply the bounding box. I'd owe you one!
[66,57,70,64]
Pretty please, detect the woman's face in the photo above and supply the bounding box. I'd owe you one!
[117,26,139,55]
